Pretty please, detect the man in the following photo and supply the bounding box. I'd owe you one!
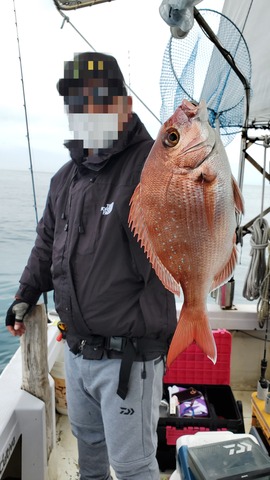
[6,52,177,480]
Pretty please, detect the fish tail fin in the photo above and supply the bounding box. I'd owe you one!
[166,306,217,367]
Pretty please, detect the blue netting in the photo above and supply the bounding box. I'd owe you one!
[160,9,252,146]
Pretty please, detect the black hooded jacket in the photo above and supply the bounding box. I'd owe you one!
[16,114,177,349]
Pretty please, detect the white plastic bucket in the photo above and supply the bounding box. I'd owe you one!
[50,344,68,415]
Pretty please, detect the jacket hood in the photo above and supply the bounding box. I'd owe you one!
[64,113,152,173]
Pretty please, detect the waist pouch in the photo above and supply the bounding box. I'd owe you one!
[67,334,167,400]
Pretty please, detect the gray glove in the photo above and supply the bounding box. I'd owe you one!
[6,300,31,327]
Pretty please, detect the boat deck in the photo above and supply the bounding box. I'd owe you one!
[47,389,253,480]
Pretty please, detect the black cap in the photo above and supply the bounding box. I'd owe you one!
[57,52,127,98]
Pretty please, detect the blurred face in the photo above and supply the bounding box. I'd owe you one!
[66,79,132,151]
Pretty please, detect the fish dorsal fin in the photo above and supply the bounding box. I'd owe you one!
[210,242,238,292]
[232,176,245,215]
[129,184,180,296]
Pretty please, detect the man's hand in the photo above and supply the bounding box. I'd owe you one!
[6,300,32,336]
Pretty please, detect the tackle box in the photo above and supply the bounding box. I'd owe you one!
[187,436,270,480]
[157,329,245,471]
[176,432,265,480]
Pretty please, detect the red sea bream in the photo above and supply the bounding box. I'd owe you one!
[129,99,244,366]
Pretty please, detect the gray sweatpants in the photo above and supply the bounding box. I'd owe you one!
[64,344,164,480]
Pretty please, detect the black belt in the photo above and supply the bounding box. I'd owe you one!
[68,335,166,400]
[74,335,131,359]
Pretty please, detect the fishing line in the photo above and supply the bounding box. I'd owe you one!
[12,0,48,313]
[238,0,254,40]
[57,8,96,50]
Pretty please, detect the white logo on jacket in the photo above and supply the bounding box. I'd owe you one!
[101,202,114,215]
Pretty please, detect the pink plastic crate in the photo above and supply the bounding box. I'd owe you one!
[165,425,228,445]
[164,329,231,385]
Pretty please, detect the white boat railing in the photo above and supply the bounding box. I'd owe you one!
[0,304,62,480]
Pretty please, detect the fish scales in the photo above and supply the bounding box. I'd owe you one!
[129,99,244,366]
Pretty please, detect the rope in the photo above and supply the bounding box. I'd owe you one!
[242,217,270,302]
[257,244,270,328]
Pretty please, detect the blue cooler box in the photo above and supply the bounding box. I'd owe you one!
[176,432,270,480]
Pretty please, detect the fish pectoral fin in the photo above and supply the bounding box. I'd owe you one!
[232,176,245,215]
[210,243,238,291]
[166,306,217,367]
[151,255,181,295]
[193,164,218,231]
[129,184,180,296]
[195,168,217,184]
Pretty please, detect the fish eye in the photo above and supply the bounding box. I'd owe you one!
[163,128,180,147]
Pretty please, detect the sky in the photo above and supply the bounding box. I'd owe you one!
[0,0,268,185]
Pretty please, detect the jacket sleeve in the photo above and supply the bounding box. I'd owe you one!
[16,188,55,305]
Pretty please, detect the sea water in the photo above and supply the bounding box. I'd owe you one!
[0,170,54,372]
[0,169,269,373]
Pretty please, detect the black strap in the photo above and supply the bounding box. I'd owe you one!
[117,339,137,400]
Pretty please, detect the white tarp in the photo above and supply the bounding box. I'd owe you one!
[222,0,270,126]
